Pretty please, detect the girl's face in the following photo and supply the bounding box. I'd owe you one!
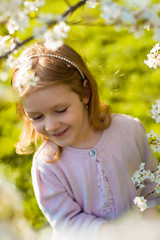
[23,84,91,148]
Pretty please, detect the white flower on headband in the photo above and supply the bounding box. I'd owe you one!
[21,58,33,71]
[13,58,39,94]
[14,71,39,94]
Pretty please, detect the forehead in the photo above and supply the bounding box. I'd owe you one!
[22,84,75,112]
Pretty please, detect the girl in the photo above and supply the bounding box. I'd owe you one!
[11,42,159,240]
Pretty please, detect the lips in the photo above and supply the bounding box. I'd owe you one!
[52,127,69,137]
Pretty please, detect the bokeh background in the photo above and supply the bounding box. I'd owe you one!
[0,0,160,236]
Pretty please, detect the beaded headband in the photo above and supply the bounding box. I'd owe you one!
[25,53,85,80]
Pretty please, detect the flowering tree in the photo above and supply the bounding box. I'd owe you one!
[0,0,160,217]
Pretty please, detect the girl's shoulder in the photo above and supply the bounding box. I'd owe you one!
[33,140,58,166]
[105,113,146,140]
[111,113,141,123]
[110,113,144,130]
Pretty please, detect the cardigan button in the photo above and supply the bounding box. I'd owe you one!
[89,149,96,157]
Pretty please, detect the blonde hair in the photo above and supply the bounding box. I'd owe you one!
[11,43,111,161]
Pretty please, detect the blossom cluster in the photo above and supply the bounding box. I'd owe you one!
[1,0,160,69]
[100,0,160,39]
[0,175,35,240]
[13,58,39,94]
[1,0,44,35]
[131,162,155,189]
[0,0,71,72]
[1,0,160,63]
[0,35,21,58]
[132,162,160,211]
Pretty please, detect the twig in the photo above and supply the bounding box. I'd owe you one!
[0,0,87,60]
[145,190,155,199]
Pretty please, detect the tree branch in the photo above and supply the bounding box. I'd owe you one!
[0,0,87,60]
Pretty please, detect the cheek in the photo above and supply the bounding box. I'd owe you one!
[63,110,80,125]
[32,122,44,133]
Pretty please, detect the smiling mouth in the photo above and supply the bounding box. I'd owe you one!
[52,127,69,137]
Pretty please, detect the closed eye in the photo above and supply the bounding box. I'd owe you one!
[30,115,43,121]
[28,107,67,120]
[55,107,67,113]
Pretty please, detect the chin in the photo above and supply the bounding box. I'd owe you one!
[51,139,73,148]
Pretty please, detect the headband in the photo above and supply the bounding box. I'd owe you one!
[24,53,85,80]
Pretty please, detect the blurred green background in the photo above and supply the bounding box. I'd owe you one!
[0,0,160,230]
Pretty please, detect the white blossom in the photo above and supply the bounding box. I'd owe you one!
[44,22,70,52]
[144,43,160,69]
[24,0,45,12]
[147,130,160,153]
[141,169,155,182]
[7,57,16,68]
[25,72,40,87]
[0,35,10,56]
[35,0,45,7]
[126,0,149,9]
[154,165,160,194]
[53,21,70,39]
[150,100,160,123]
[100,1,122,24]
[14,70,39,94]
[86,0,99,9]
[154,180,160,194]
[131,162,155,190]
[7,11,30,34]
[133,196,148,211]
[24,1,39,12]
[144,25,150,31]
[0,0,22,21]
[100,0,160,39]
[131,162,145,188]
[0,71,9,82]
[121,10,135,25]
[13,58,39,94]
[44,30,63,52]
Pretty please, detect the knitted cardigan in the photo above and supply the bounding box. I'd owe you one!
[31,114,159,240]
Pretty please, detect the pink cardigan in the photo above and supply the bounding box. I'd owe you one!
[31,114,159,239]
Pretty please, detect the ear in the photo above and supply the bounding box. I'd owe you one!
[82,80,90,104]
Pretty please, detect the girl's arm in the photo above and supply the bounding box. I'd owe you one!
[31,165,105,240]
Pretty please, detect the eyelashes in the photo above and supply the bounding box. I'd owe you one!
[30,107,68,121]
[55,107,67,113]
[31,115,43,121]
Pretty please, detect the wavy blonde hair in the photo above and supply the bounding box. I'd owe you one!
[11,43,111,161]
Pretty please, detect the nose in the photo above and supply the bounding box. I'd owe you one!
[45,116,60,132]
